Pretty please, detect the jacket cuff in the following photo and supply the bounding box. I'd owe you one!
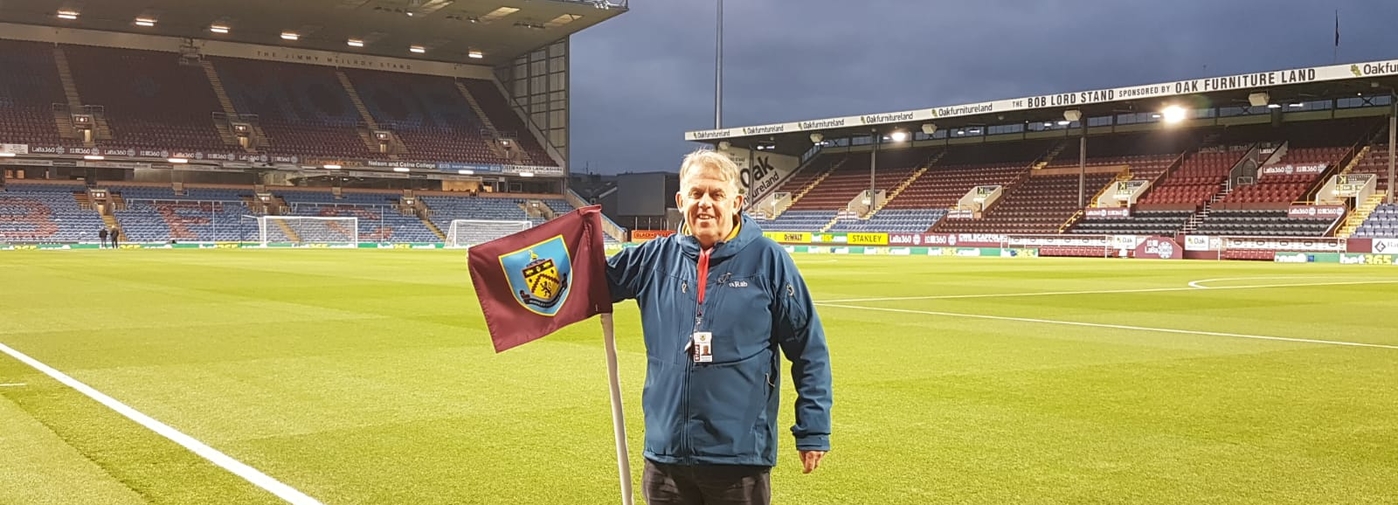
[794,434,829,451]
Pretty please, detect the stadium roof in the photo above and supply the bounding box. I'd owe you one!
[686,58,1398,152]
[0,0,626,65]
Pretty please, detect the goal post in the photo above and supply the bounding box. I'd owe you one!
[242,215,359,247]
[446,219,532,248]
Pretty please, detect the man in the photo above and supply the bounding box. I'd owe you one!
[98,227,108,249]
[607,149,833,505]
[110,227,121,249]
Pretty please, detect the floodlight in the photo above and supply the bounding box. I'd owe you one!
[1161,105,1186,124]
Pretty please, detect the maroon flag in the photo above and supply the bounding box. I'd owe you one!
[468,206,612,352]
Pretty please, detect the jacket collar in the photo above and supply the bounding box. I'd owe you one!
[677,214,763,260]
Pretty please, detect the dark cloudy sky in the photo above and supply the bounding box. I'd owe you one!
[566,0,1398,175]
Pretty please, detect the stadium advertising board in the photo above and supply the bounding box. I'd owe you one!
[1134,236,1182,260]
[1009,235,1109,247]
[630,230,675,242]
[946,209,976,220]
[1226,237,1344,252]
[0,143,28,155]
[1287,205,1346,219]
[1273,252,1317,263]
[24,145,273,164]
[1373,238,1398,254]
[888,233,921,245]
[685,59,1398,141]
[1339,253,1398,265]
[1085,207,1131,218]
[1261,163,1327,176]
[724,151,798,200]
[917,233,1006,247]
[1184,235,1216,251]
[764,231,812,244]
[846,233,888,246]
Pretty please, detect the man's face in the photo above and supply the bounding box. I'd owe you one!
[677,166,744,248]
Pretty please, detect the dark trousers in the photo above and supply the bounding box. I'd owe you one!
[642,459,771,505]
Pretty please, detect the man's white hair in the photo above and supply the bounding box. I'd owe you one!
[679,149,744,195]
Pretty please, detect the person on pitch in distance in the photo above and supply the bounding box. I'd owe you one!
[607,149,833,505]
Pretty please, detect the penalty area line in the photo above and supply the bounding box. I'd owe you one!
[0,342,323,505]
[816,303,1398,351]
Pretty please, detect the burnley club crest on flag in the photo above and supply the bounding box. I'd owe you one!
[499,235,573,316]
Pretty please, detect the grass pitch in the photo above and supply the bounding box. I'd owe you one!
[1,250,1396,504]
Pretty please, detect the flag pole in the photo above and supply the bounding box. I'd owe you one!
[600,313,634,505]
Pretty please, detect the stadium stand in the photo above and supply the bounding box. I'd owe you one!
[276,189,437,243]
[0,40,70,147]
[756,210,838,232]
[0,182,104,243]
[1354,204,1398,238]
[65,45,228,150]
[421,194,531,232]
[1194,209,1336,237]
[935,172,1119,235]
[212,57,379,159]
[1347,141,1393,193]
[1136,148,1249,211]
[1214,121,1365,210]
[792,149,928,210]
[343,70,506,164]
[1045,132,1186,180]
[457,79,554,166]
[1069,210,1193,236]
[110,185,255,242]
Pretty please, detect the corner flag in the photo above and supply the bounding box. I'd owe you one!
[468,205,612,352]
[466,205,636,504]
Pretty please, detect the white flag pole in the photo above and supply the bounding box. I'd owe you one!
[600,313,634,505]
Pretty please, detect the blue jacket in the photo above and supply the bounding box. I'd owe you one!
[607,215,832,467]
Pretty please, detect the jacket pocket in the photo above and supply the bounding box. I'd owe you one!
[643,356,686,458]
[704,275,773,364]
[686,350,775,461]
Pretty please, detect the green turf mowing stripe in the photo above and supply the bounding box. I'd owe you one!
[0,344,307,505]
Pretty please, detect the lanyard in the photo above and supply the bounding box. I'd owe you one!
[686,248,715,359]
[695,248,712,307]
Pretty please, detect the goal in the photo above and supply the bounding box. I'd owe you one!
[446,219,532,248]
[244,215,359,247]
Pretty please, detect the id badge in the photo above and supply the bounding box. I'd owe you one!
[691,332,713,363]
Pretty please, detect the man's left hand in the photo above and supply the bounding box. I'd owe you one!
[799,450,826,474]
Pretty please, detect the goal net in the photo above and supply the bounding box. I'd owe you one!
[446,219,532,248]
[244,215,359,247]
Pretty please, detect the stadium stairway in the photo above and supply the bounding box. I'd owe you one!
[823,151,944,232]
[1182,186,1234,233]
[337,71,379,131]
[335,70,393,157]
[421,216,446,240]
[867,151,943,215]
[274,219,301,242]
[1337,193,1386,238]
[200,61,239,116]
[454,81,498,134]
[785,159,840,208]
[51,46,109,144]
[51,46,83,111]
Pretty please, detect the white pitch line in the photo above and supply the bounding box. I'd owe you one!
[816,303,1398,350]
[1185,276,1367,289]
[0,382,27,387]
[820,279,1398,303]
[0,342,323,505]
